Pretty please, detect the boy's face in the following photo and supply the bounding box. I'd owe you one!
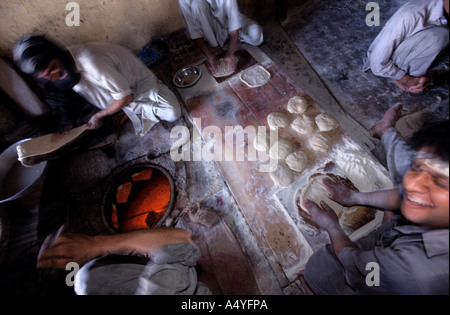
[401,148,449,228]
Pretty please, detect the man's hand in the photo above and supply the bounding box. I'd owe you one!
[299,199,341,233]
[87,113,103,130]
[37,227,194,270]
[322,178,360,207]
[206,54,219,75]
[394,74,431,93]
[224,54,237,73]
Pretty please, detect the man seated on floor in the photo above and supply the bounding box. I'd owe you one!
[37,226,211,295]
[178,0,264,75]
[364,0,449,94]
[298,120,449,295]
[13,35,181,137]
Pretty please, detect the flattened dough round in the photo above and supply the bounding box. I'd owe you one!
[287,96,308,114]
[240,65,271,87]
[309,133,333,153]
[298,174,346,215]
[315,113,339,132]
[270,139,293,160]
[291,115,316,135]
[270,164,294,188]
[253,130,270,152]
[268,112,290,130]
[286,151,309,173]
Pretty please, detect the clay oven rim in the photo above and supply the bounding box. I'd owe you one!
[101,163,176,234]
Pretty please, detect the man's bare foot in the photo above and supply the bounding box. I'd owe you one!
[370,103,403,139]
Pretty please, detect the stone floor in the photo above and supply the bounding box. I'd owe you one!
[0,0,448,295]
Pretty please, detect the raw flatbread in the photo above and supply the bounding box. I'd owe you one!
[309,133,332,153]
[240,65,271,88]
[270,163,294,188]
[298,174,346,216]
[286,151,308,173]
[291,115,316,135]
[269,140,292,160]
[297,174,378,235]
[287,96,308,114]
[212,57,237,78]
[253,129,270,152]
[315,113,339,132]
[17,125,88,164]
[267,112,290,130]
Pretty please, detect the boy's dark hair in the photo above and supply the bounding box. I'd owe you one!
[409,120,449,162]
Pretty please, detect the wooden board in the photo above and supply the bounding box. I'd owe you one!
[182,55,392,289]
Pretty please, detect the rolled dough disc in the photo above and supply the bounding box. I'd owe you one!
[286,151,308,173]
[240,65,271,88]
[17,125,88,164]
[267,112,290,131]
[291,115,316,135]
[287,96,308,114]
[253,130,270,152]
[270,163,294,188]
[309,133,333,153]
[315,113,339,132]
[269,139,292,160]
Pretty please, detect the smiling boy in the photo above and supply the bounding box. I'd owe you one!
[299,120,449,295]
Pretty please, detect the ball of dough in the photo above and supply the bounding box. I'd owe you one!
[287,96,308,114]
[309,133,333,153]
[253,130,270,152]
[268,112,290,130]
[315,113,339,132]
[291,115,316,135]
[270,139,293,160]
[286,151,309,173]
[270,163,294,188]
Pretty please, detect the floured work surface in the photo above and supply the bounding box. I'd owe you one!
[181,57,393,289]
[17,125,88,167]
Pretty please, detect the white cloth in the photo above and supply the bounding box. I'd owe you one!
[178,0,263,47]
[364,0,448,80]
[68,42,181,136]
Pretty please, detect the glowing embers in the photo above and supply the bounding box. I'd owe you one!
[108,167,173,233]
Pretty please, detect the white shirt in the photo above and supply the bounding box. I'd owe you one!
[69,42,159,110]
[365,0,448,80]
[178,0,247,47]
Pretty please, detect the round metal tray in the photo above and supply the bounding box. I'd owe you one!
[173,66,202,88]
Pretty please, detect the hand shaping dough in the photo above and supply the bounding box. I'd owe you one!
[268,112,290,130]
[298,174,346,216]
[270,163,294,188]
[253,130,270,152]
[291,115,316,135]
[315,113,339,132]
[213,57,238,78]
[287,96,308,114]
[286,151,309,173]
[240,65,271,87]
[309,133,333,153]
[270,139,293,160]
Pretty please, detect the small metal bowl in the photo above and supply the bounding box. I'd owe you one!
[173,66,202,88]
